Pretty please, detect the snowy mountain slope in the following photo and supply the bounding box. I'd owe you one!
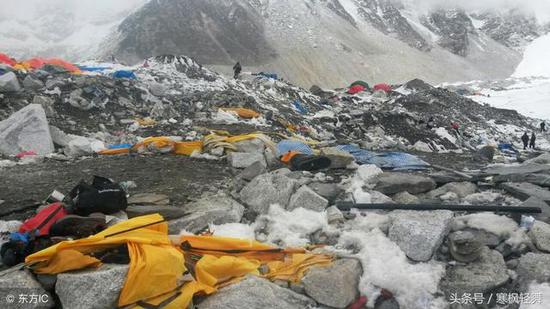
[0,0,147,61]
[100,0,543,88]
[514,33,550,78]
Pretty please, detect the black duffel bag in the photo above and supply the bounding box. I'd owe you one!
[68,176,128,216]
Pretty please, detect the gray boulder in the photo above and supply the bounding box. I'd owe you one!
[389,210,454,262]
[308,182,344,203]
[392,191,420,204]
[125,205,189,220]
[288,185,329,212]
[56,264,128,309]
[227,152,266,169]
[500,182,550,202]
[529,221,550,252]
[0,104,54,156]
[517,253,550,283]
[234,138,265,153]
[448,231,484,263]
[320,147,354,169]
[302,259,361,308]
[22,75,44,90]
[240,171,298,214]
[0,72,21,92]
[237,160,267,181]
[0,267,54,309]
[68,89,93,110]
[168,194,244,233]
[522,197,550,222]
[440,247,509,296]
[494,173,550,187]
[485,164,550,176]
[427,182,477,199]
[375,173,436,195]
[526,153,550,165]
[33,96,55,117]
[198,276,315,309]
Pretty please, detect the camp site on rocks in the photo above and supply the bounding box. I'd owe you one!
[2,1,550,308]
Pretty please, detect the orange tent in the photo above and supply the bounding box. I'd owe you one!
[46,58,81,73]
[19,57,80,73]
[21,58,47,70]
[0,53,16,66]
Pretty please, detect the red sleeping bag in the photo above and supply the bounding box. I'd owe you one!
[19,202,68,237]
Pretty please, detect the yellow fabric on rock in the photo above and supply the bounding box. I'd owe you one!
[220,108,261,119]
[265,253,333,283]
[195,255,260,287]
[32,249,102,274]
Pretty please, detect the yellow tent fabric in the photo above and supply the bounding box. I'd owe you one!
[26,215,333,308]
[220,107,261,119]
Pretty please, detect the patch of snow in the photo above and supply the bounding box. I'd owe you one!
[209,223,256,240]
[521,282,550,309]
[453,212,519,238]
[435,127,457,144]
[514,33,550,78]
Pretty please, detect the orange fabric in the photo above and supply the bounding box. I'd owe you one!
[22,58,47,70]
[98,148,130,155]
[45,58,81,73]
[0,53,16,66]
[280,151,300,164]
[220,108,261,119]
[174,141,203,155]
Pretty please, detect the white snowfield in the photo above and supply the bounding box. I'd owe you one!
[514,33,550,78]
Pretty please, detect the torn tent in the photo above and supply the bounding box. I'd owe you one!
[373,83,392,93]
[26,214,332,308]
[0,53,16,66]
[18,58,81,73]
[347,85,366,95]
[337,144,430,170]
[113,70,137,79]
[276,140,315,157]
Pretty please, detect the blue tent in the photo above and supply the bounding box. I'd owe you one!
[78,66,111,72]
[276,140,314,157]
[337,145,430,170]
[112,70,137,79]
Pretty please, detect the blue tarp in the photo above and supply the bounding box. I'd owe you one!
[112,70,137,79]
[78,66,111,72]
[256,72,278,80]
[292,100,309,115]
[276,140,314,157]
[498,143,518,154]
[337,144,430,170]
[108,143,133,150]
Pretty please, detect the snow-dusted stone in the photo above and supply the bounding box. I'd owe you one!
[427,182,477,199]
[168,194,244,233]
[517,253,550,283]
[240,171,298,214]
[22,75,44,90]
[0,104,54,156]
[68,89,93,110]
[56,264,128,309]
[234,138,265,153]
[522,197,550,222]
[320,147,354,169]
[448,231,484,263]
[392,191,420,204]
[440,247,509,296]
[0,267,53,308]
[412,141,433,152]
[0,72,21,92]
[525,153,550,165]
[308,182,343,203]
[389,210,454,262]
[227,152,266,169]
[198,276,315,309]
[375,173,436,195]
[302,259,361,308]
[529,221,550,253]
[486,164,550,176]
[500,182,550,202]
[288,185,329,212]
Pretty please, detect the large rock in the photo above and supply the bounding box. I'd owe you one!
[198,276,315,309]
[0,267,54,308]
[233,138,265,153]
[525,153,550,165]
[392,191,419,204]
[302,259,361,308]
[485,164,550,176]
[0,104,54,156]
[320,147,354,169]
[427,182,477,199]
[500,182,550,202]
[237,160,267,181]
[287,185,329,212]
[227,152,266,169]
[168,194,244,234]
[56,264,128,309]
[308,182,344,203]
[440,247,509,296]
[494,173,550,188]
[389,210,454,261]
[448,231,484,263]
[22,75,44,90]
[375,173,436,195]
[522,197,550,222]
[517,253,550,283]
[0,72,21,92]
[240,171,298,214]
[529,221,550,252]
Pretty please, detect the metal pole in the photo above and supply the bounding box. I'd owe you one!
[336,202,542,213]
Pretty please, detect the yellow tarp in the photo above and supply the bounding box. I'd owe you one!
[220,108,261,119]
[26,214,333,308]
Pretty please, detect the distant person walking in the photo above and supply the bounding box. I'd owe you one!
[451,122,461,136]
[521,132,530,150]
[426,117,434,130]
[530,133,537,149]
[233,62,242,79]
[541,122,547,133]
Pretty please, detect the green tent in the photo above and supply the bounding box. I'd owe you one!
[350,80,370,89]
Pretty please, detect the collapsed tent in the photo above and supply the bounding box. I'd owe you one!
[99,137,203,156]
[16,58,81,73]
[26,214,332,308]
[337,144,430,170]
[350,80,370,89]
[0,53,16,66]
[113,70,137,79]
[347,85,366,95]
[373,83,392,93]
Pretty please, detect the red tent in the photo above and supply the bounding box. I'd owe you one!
[22,58,47,70]
[0,53,16,66]
[45,58,80,73]
[347,85,366,95]
[373,83,392,93]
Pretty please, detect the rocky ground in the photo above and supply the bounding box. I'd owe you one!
[2,56,550,308]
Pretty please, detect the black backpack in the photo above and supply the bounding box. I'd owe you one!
[69,176,128,216]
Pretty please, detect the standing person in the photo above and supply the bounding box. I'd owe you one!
[233,62,242,79]
[451,122,461,136]
[521,132,530,150]
[426,117,434,130]
[541,122,547,133]
[530,133,537,149]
